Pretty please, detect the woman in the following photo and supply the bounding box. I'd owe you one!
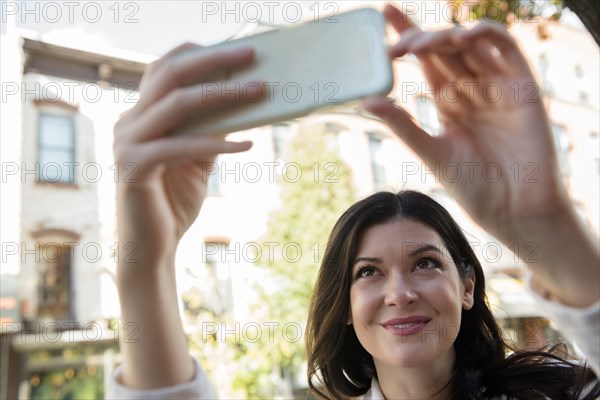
[305,190,599,399]
[108,4,599,399]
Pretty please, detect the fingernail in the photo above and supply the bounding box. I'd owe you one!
[233,140,253,148]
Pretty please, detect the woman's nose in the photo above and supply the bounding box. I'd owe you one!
[383,273,419,306]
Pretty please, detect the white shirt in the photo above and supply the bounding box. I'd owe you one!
[107,358,217,399]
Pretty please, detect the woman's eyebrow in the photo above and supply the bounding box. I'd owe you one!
[353,257,383,266]
[405,243,444,257]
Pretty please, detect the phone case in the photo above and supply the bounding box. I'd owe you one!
[172,8,393,137]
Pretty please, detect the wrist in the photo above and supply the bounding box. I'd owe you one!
[493,187,573,242]
[499,205,600,307]
[116,254,176,291]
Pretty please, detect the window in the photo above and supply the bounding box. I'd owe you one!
[272,124,292,161]
[207,157,221,196]
[203,242,233,314]
[415,96,441,136]
[38,113,76,183]
[551,124,570,176]
[368,132,386,187]
[538,54,553,95]
[37,243,73,320]
[322,123,344,153]
[574,65,588,104]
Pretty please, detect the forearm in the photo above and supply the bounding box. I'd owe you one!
[501,205,600,308]
[116,259,194,389]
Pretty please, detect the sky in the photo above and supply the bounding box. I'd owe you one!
[2,0,586,62]
[2,1,380,61]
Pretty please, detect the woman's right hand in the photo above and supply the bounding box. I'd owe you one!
[114,43,260,271]
[112,43,261,390]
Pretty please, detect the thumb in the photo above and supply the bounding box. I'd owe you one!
[361,97,444,165]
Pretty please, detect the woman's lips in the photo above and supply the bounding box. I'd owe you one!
[381,317,431,336]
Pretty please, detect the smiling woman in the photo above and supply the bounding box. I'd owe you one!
[349,218,474,377]
[305,190,599,400]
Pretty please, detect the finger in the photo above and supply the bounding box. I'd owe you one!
[142,137,253,166]
[120,81,265,143]
[429,53,475,81]
[133,137,253,178]
[460,39,506,75]
[407,28,475,79]
[140,42,202,92]
[405,27,506,78]
[390,30,467,87]
[388,32,453,90]
[361,97,446,166]
[409,28,461,56]
[419,53,455,93]
[384,4,419,34]
[388,27,421,58]
[135,46,256,114]
[454,22,531,75]
[161,42,202,59]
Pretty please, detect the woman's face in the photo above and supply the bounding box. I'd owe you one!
[348,218,474,371]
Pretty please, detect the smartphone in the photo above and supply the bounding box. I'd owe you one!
[172,7,393,137]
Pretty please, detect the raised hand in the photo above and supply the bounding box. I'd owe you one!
[114,43,260,268]
[113,43,261,389]
[363,5,567,239]
[364,5,598,307]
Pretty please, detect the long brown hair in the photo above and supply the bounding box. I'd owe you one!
[305,190,599,399]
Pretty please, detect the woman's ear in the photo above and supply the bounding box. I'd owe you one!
[462,271,476,310]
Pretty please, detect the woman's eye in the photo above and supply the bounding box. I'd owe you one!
[414,258,440,271]
[356,266,377,279]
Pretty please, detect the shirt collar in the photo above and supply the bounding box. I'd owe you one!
[362,377,385,400]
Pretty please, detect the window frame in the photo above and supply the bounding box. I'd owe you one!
[36,242,74,321]
[367,131,387,188]
[36,112,77,184]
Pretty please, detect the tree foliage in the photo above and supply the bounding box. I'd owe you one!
[446,0,599,47]
[237,122,355,397]
[447,0,564,25]
[183,122,355,398]
[29,356,105,399]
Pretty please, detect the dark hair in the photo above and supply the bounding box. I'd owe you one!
[305,190,599,399]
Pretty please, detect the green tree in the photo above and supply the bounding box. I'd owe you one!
[233,122,356,398]
[447,0,564,25]
[30,363,104,399]
[447,0,600,47]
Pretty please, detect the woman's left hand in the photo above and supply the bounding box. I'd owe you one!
[363,5,599,307]
[364,5,567,240]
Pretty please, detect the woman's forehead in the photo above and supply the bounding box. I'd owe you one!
[356,219,448,255]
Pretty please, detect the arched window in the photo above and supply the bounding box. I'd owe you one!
[30,229,80,321]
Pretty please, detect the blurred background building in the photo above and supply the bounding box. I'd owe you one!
[1,1,598,398]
